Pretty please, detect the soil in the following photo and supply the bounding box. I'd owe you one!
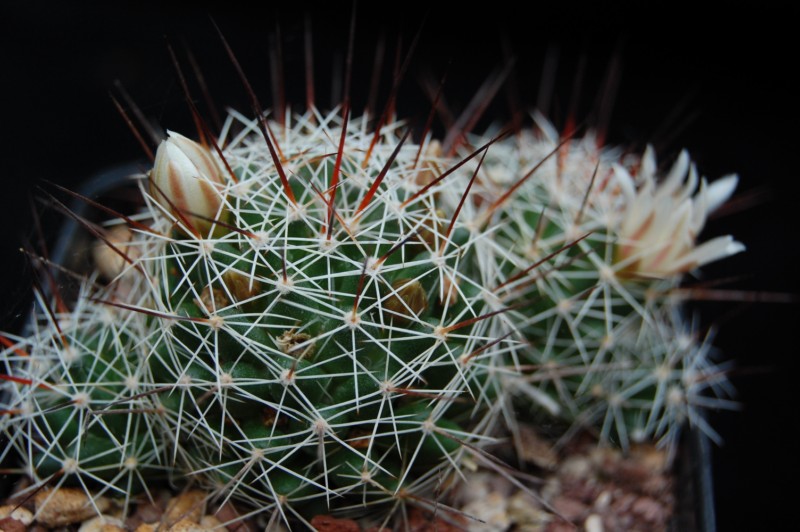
[0,426,680,532]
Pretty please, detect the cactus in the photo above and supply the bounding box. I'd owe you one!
[465,126,741,452]
[0,26,743,530]
[141,112,503,516]
[0,284,167,512]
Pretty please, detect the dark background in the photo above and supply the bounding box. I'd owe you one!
[2,1,797,529]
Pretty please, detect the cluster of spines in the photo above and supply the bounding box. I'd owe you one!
[0,282,166,512]
[145,110,505,510]
[0,103,738,528]
[462,127,738,450]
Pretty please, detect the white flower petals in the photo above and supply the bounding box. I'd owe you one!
[614,151,743,277]
[704,174,739,214]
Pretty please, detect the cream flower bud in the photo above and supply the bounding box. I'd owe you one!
[150,131,226,233]
[92,225,138,281]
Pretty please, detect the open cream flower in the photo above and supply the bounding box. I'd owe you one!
[613,147,744,277]
[150,131,226,233]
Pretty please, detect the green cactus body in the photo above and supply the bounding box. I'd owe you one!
[0,290,164,507]
[0,100,740,527]
[469,129,740,449]
[136,110,503,513]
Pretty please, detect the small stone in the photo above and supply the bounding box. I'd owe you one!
[407,507,465,531]
[78,515,126,532]
[310,514,360,531]
[514,526,546,532]
[200,515,222,528]
[462,492,510,531]
[631,496,667,523]
[164,491,207,526]
[641,474,672,497]
[584,514,604,532]
[471,471,513,498]
[134,525,156,532]
[127,498,164,530]
[0,516,27,532]
[612,493,637,514]
[541,477,562,501]
[458,472,502,505]
[214,502,254,532]
[168,518,208,532]
[561,479,598,503]
[507,492,550,528]
[0,506,34,526]
[550,496,588,522]
[34,488,111,527]
[593,490,612,512]
[558,455,591,480]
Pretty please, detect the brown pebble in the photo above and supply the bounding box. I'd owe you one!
[0,506,33,526]
[611,493,637,514]
[631,496,666,523]
[164,491,207,527]
[562,479,598,503]
[0,516,27,532]
[545,522,578,532]
[214,502,254,532]
[168,518,207,532]
[34,488,111,527]
[551,496,589,522]
[613,461,651,487]
[641,474,672,497]
[134,525,156,532]
[406,507,464,531]
[126,498,164,530]
[310,514,360,531]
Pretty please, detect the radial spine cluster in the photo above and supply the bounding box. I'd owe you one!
[1,105,741,525]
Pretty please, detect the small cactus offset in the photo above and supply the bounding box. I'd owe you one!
[467,127,741,451]
[0,285,167,511]
[0,30,743,529]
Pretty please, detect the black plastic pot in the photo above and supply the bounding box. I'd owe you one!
[674,418,717,531]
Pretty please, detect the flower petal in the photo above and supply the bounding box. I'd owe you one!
[672,235,745,271]
[705,174,739,214]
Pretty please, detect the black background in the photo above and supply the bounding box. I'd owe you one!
[1,1,797,528]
